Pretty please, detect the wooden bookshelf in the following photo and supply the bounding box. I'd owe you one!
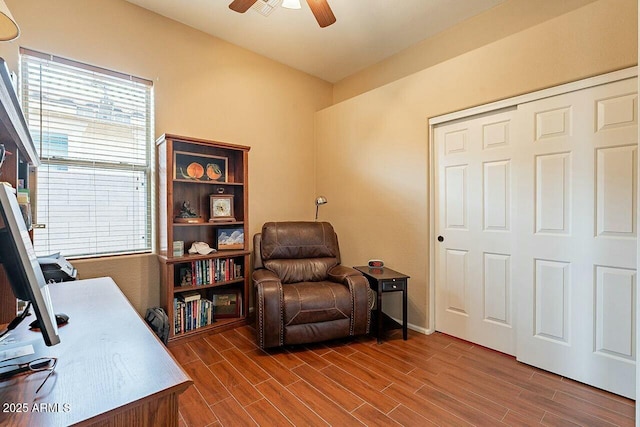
[156,134,250,343]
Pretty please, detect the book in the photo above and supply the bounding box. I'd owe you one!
[177,257,242,289]
[173,241,184,257]
[17,188,29,204]
[173,295,214,334]
[179,290,201,302]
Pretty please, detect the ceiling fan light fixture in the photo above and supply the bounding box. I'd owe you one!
[282,0,301,9]
[252,0,280,16]
[230,0,335,27]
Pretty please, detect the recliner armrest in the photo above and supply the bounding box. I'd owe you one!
[328,265,372,336]
[327,265,362,284]
[253,268,284,349]
[253,268,281,286]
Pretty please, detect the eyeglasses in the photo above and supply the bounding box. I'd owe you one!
[0,357,57,393]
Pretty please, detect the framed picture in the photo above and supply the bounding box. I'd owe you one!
[209,194,235,222]
[174,151,227,182]
[216,227,244,250]
[211,291,240,318]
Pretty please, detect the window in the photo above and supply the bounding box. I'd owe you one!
[20,48,153,257]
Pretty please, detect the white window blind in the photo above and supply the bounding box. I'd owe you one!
[20,48,153,258]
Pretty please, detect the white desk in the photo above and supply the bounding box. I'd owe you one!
[0,277,192,426]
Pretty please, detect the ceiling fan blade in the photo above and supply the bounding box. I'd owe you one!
[229,0,258,13]
[306,0,336,28]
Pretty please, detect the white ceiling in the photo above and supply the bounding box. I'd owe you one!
[125,0,505,83]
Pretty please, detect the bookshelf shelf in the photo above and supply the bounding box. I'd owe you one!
[156,134,250,343]
[172,221,245,228]
[159,249,250,263]
[172,317,245,339]
[173,278,245,293]
[173,179,244,186]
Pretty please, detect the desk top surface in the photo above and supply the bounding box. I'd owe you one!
[0,277,192,426]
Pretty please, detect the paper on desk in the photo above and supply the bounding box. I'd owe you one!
[0,344,34,362]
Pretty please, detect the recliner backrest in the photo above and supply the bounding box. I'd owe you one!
[257,222,341,283]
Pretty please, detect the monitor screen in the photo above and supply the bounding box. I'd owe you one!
[0,184,60,346]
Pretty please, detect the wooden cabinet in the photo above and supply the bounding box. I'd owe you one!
[156,134,250,343]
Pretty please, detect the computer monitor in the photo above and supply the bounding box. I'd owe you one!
[0,183,60,346]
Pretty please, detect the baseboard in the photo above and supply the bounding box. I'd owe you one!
[386,315,433,336]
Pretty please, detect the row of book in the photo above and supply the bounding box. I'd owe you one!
[173,291,214,334]
[178,258,242,287]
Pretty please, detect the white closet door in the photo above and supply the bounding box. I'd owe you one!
[514,78,637,398]
[434,109,517,356]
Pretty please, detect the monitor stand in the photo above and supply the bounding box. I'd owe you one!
[0,302,37,362]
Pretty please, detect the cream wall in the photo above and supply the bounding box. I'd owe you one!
[316,0,638,330]
[0,0,333,314]
[0,0,635,324]
[332,0,602,103]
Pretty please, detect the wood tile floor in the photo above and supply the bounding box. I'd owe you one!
[170,326,635,426]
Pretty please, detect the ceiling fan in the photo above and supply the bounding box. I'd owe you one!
[229,0,336,28]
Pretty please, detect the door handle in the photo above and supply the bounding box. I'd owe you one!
[437,235,444,242]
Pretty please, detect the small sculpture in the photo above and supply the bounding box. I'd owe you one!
[178,201,198,218]
[175,201,204,223]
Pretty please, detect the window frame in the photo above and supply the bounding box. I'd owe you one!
[20,48,154,259]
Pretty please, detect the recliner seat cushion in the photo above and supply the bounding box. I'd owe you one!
[284,319,351,345]
[283,281,351,326]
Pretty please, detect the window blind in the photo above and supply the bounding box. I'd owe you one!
[20,48,153,258]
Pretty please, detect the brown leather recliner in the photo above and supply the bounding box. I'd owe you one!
[253,221,373,349]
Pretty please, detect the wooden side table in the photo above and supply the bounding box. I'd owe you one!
[354,266,409,343]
